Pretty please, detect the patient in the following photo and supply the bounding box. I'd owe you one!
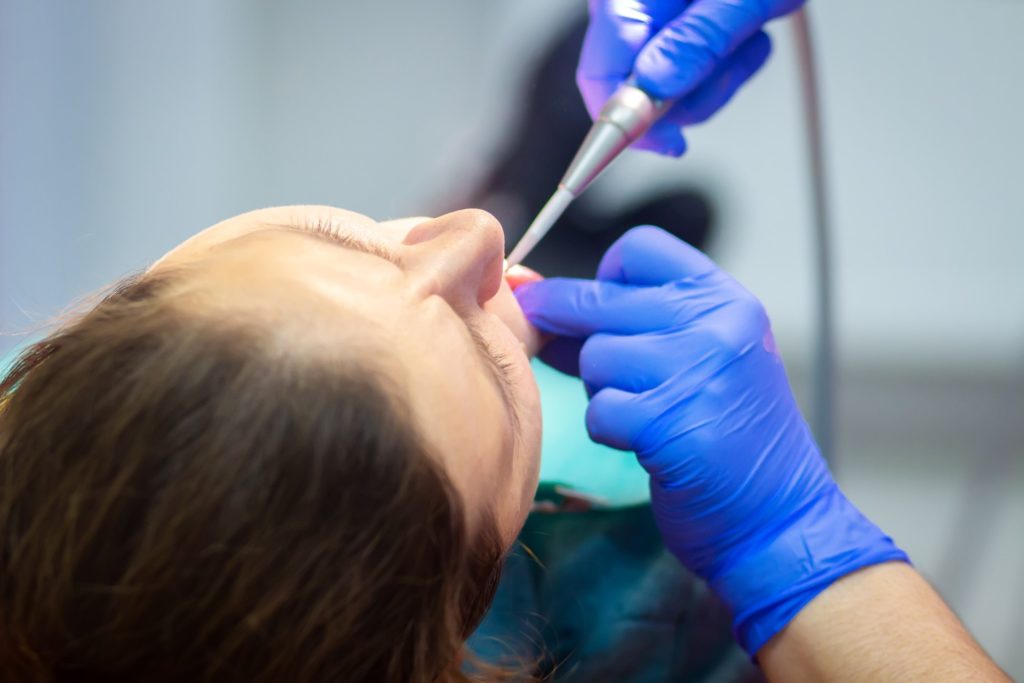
[0,206,545,682]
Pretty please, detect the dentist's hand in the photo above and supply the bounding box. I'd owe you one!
[515,227,907,654]
[578,0,804,156]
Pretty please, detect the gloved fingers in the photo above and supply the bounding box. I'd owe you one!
[596,225,719,285]
[593,26,772,154]
[516,278,682,337]
[516,274,741,337]
[633,0,800,101]
[535,336,584,377]
[577,1,689,119]
[654,30,772,127]
[584,385,652,451]
[579,330,694,394]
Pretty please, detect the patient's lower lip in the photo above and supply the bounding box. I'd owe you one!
[504,265,542,291]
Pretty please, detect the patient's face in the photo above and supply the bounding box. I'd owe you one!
[152,206,543,546]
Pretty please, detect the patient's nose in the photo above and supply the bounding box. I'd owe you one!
[402,209,506,311]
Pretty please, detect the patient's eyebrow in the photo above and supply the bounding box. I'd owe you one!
[273,224,402,266]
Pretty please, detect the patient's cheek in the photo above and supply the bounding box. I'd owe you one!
[486,268,544,358]
[516,317,543,358]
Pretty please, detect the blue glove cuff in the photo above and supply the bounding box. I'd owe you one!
[708,488,910,656]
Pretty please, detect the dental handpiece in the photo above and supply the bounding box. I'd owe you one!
[504,82,675,268]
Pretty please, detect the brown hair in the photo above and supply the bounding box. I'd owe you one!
[0,271,506,682]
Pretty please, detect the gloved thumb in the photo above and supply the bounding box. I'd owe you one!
[633,0,797,100]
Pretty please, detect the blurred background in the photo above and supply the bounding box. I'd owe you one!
[1,0,1021,675]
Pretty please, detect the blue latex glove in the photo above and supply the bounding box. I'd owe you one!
[515,227,908,655]
[578,0,805,156]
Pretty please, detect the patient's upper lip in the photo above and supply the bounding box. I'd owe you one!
[504,264,542,292]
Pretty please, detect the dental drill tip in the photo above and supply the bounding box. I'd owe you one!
[505,187,575,268]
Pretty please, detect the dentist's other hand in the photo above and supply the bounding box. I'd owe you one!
[578,0,804,156]
[515,227,907,654]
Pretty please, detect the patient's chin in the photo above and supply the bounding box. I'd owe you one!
[519,321,543,358]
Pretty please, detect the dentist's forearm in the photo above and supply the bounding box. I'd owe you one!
[758,562,1010,682]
